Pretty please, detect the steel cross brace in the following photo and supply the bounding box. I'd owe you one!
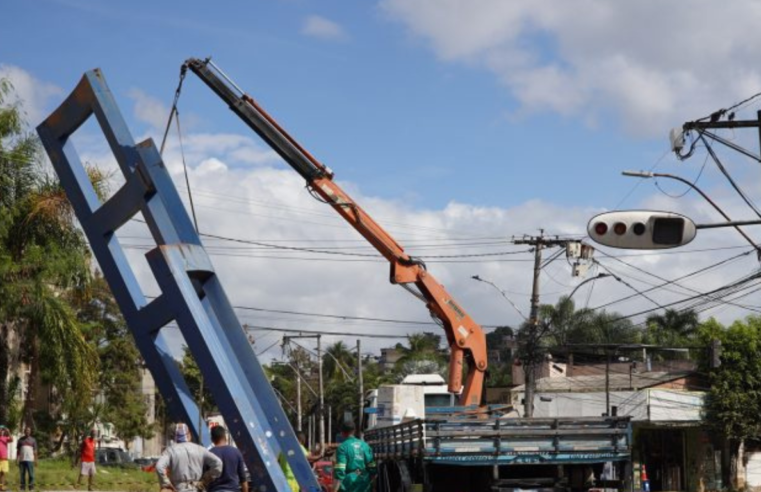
[36,69,319,492]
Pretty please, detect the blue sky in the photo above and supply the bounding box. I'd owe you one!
[3,0,665,209]
[4,0,761,359]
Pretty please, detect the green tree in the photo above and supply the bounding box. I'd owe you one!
[0,78,98,431]
[178,346,217,416]
[79,274,154,450]
[699,316,761,487]
[644,308,699,347]
[324,341,355,382]
[538,296,640,348]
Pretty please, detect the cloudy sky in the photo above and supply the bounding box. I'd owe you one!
[3,0,761,362]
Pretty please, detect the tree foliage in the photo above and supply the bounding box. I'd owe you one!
[78,274,154,448]
[0,78,98,431]
[700,316,761,441]
[644,308,699,347]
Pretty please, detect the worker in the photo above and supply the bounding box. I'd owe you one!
[332,421,376,492]
[277,432,309,492]
[156,423,223,492]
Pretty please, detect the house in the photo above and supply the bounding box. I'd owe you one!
[378,348,402,372]
[512,371,721,492]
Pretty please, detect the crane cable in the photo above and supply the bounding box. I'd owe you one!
[159,65,200,233]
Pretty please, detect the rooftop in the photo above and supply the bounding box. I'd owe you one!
[511,371,695,393]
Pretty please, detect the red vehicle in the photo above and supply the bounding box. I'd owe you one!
[312,461,334,492]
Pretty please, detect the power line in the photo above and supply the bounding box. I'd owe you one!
[591,249,754,311]
[610,270,761,323]
[244,324,410,339]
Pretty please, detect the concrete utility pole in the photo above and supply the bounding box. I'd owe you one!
[357,339,364,436]
[513,231,570,418]
[296,361,302,432]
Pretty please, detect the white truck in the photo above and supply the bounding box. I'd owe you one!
[364,374,457,430]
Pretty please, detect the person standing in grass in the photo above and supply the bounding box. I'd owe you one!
[0,427,12,491]
[74,429,97,491]
[16,427,37,492]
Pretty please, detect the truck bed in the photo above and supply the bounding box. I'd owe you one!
[365,416,631,466]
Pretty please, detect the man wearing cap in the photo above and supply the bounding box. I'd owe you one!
[333,421,376,492]
[156,423,223,492]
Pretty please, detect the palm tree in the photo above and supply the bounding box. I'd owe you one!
[324,341,355,382]
[0,79,98,429]
[645,309,699,348]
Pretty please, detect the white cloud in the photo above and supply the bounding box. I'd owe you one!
[17,71,760,363]
[128,88,171,131]
[0,65,62,126]
[301,15,347,41]
[381,0,761,137]
[118,131,761,360]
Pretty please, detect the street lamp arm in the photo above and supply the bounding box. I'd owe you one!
[471,275,529,321]
[567,273,611,300]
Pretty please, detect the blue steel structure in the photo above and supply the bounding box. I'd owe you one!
[36,69,320,492]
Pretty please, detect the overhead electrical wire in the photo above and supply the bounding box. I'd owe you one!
[591,248,755,311]
[699,133,761,218]
[591,248,760,311]
[244,324,415,339]
[609,270,761,323]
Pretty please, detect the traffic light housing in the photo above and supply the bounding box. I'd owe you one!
[587,210,697,249]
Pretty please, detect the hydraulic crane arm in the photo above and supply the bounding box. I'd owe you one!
[184,58,487,406]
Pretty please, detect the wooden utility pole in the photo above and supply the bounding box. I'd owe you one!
[513,232,569,418]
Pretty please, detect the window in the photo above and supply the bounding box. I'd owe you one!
[424,394,453,408]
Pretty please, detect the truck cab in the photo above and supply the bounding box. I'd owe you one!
[364,374,458,430]
[399,374,457,409]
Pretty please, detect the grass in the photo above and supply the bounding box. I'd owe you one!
[1,459,156,492]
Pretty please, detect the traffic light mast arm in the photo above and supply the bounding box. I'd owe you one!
[184,58,487,406]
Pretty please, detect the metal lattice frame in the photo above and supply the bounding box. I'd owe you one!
[36,69,319,492]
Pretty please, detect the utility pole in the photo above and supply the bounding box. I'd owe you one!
[317,334,325,451]
[308,415,313,450]
[605,349,611,417]
[513,231,570,418]
[296,361,302,432]
[357,339,364,436]
[283,334,325,451]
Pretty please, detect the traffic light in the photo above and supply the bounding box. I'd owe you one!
[587,210,697,249]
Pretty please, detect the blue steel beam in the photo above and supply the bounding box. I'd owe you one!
[37,69,319,492]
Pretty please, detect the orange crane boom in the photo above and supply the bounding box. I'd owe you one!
[184,58,487,406]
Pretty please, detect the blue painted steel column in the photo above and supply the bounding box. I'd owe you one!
[36,69,319,492]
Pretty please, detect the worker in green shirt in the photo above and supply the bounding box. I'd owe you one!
[333,421,376,492]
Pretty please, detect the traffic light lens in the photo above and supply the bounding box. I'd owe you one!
[633,223,646,236]
[653,217,685,245]
[594,222,608,235]
[613,222,627,235]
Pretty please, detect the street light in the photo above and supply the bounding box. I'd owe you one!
[568,273,611,300]
[471,275,528,321]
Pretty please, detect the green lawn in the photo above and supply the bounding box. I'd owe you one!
[3,459,156,492]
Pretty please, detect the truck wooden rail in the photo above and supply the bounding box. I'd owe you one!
[365,417,632,491]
